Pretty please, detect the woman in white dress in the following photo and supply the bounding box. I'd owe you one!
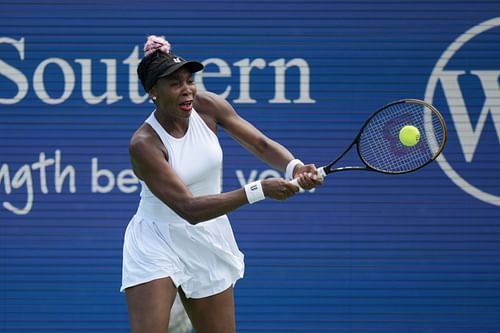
[121,35,322,333]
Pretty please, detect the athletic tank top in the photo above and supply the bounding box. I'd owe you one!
[136,109,224,224]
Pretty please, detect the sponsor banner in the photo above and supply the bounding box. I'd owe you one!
[1,1,500,332]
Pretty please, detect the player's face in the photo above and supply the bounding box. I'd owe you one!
[155,68,197,118]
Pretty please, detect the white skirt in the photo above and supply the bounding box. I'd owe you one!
[121,214,245,299]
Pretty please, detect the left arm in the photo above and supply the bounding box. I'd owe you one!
[194,91,322,187]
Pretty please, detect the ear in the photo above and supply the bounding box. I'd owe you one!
[149,87,158,101]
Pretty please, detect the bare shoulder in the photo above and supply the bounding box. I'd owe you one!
[193,91,235,126]
[193,90,225,112]
[129,123,157,152]
[129,123,167,179]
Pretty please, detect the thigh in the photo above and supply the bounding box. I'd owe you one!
[125,277,178,333]
[179,286,236,333]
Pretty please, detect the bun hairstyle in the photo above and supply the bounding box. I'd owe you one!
[137,35,172,92]
[137,35,204,92]
[143,35,171,56]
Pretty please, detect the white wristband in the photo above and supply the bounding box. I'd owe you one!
[285,159,304,180]
[244,180,265,204]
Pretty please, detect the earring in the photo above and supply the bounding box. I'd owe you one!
[152,96,157,101]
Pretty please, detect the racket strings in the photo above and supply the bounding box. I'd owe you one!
[359,101,445,173]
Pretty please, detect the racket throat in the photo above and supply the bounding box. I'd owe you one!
[329,166,368,173]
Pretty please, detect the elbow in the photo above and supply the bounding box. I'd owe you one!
[174,206,198,225]
[155,191,205,225]
[175,201,205,225]
[183,214,205,225]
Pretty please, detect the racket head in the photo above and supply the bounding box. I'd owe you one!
[356,99,447,174]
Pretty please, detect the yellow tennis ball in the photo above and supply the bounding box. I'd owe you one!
[399,125,420,147]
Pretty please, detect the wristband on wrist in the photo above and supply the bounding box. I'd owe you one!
[285,159,304,180]
[244,180,265,204]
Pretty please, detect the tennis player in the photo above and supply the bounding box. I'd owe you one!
[121,35,322,333]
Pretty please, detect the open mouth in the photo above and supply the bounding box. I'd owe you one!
[179,100,192,112]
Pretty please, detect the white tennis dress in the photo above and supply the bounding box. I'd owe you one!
[121,109,245,298]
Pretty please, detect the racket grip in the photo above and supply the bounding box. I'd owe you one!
[289,167,326,189]
[290,178,300,187]
[317,167,327,178]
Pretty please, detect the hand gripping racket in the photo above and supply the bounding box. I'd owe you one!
[291,99,447,186]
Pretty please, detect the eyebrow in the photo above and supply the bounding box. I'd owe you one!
[165,70,193,81]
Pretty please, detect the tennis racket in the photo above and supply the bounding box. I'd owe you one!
[291,99,447,186]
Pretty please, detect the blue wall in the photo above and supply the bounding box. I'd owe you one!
[1,1,500,332]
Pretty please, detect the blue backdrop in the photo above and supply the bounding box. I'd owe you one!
[1,0,500,332]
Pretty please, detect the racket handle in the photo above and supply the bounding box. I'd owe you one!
[317,167,327,178]
[290,167,326,189]
[290,178,300,187]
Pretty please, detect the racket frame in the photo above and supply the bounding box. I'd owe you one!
[321,99,447,176]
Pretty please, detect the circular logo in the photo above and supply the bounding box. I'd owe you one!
[425,17,500,206]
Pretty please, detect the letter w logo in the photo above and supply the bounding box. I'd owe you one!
[439,70,500,162]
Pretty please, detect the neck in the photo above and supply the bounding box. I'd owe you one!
[154,109,190,138]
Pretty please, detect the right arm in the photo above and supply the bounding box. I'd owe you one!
[129,126,297,225]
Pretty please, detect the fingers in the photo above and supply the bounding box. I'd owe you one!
[295,163,317,175]
[295,171,324,190]
[278,180,299,199]
[262,178,299,201]
[262,165,323,201]
[293,163,324,189]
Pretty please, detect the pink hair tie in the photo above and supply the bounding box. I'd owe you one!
[144,35,171,56]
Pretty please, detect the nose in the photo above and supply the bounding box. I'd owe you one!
[181,80,194,95]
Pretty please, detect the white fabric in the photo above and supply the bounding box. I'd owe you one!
[121,109,244,298]
[244,180,265,204]
[285,158,304,180]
